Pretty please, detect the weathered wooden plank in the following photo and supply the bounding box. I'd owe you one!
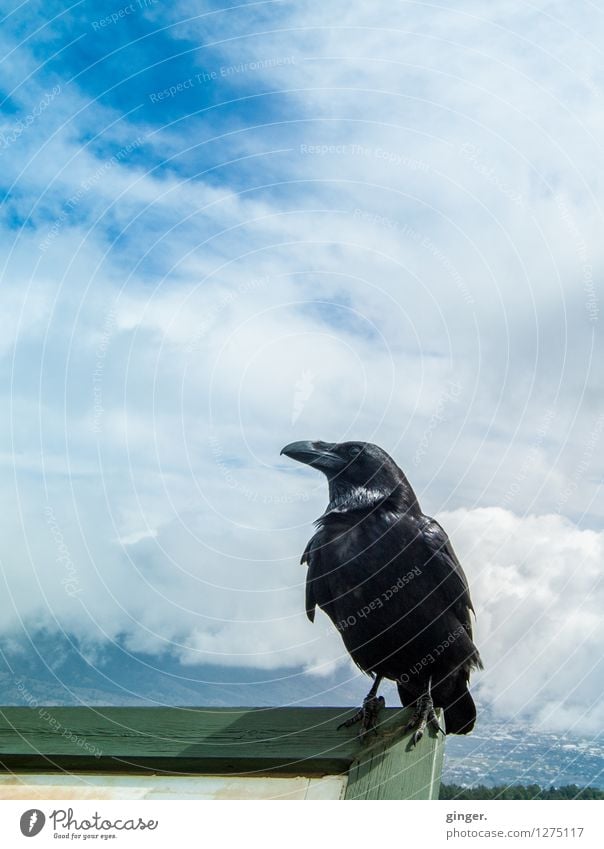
[0,706,445,798]
[0,707,385,775]
[346,708,445,800]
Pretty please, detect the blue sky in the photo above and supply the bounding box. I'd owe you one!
[1,0,603,735]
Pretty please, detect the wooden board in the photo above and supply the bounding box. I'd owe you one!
[0,706,444,799]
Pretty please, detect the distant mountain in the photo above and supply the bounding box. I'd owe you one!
[1,630,603,790]
[0,629,371,707]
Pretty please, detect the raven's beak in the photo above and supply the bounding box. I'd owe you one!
[280,440,345,471]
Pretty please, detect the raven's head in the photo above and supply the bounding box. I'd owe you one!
[280,440,419,514]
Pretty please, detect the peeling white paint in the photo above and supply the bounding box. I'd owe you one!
[0,772,348,800]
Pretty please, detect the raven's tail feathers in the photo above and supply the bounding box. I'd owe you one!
[441,684,476,735]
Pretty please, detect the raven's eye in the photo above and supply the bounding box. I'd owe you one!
[349,446,362,457]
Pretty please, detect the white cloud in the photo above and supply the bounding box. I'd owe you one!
[442,507,604,733]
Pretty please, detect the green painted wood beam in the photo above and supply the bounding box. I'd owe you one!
[0,706,444,799]
[345,713,445,800]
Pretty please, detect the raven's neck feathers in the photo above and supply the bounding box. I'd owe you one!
[325,486,386,515]
[319,479,420,522]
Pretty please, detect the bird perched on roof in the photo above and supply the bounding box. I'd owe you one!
[281,440,482,744]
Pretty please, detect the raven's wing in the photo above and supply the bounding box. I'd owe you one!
[420,517,477,643]
[301,528,342,625]
[302,515,481,669]
[301,534,320,623]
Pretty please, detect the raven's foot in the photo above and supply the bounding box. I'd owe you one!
[404,691,444,746]
[338,694,386,741]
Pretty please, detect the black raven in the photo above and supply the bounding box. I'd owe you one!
[281,440,482,744]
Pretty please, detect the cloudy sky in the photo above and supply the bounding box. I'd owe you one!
[1,0,603,734]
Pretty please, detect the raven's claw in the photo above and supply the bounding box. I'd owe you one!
[338,694,386,741]
[404,691,444,746]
